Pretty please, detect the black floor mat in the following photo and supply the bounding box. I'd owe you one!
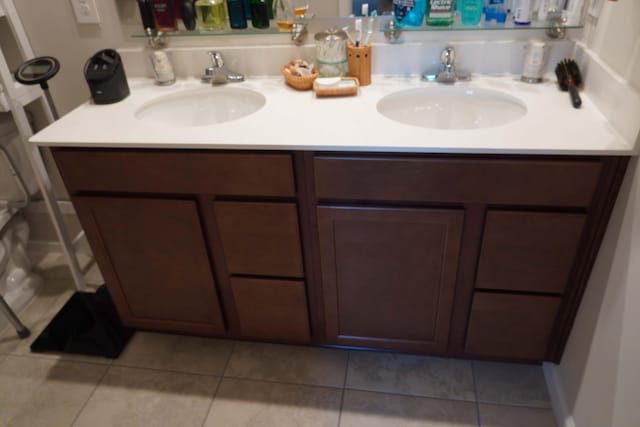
[30,285,134,358]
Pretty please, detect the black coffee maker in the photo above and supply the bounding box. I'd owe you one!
[84,49,130,104]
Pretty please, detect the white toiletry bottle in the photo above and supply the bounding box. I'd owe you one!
[150,50,176,85]
[514,0,532,25]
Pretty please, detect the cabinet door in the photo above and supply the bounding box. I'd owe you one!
[317,206,464,353]
[73,196,226,336]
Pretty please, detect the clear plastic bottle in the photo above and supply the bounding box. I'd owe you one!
[426,0,454,26]
[195,0,228,31]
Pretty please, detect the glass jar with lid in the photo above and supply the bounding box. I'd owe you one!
[315,28,348,77]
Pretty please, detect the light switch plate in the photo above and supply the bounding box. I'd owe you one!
[69,0,100,24]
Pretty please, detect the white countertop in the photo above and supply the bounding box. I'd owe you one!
[30,75,638,156]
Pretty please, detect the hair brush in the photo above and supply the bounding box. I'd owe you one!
[555,59,583,109]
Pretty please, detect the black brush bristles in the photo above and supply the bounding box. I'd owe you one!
[555,59,583,108]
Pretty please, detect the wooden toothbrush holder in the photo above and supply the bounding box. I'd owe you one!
[348,44,371,87]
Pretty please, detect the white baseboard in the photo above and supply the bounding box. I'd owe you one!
[544,362,577,427]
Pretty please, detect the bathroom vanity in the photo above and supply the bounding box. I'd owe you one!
[32,77,636,363]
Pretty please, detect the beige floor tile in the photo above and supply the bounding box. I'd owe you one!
[74,366,218,427]
[114,331,234,376]
[204,377,342,427]
[346,351,476,401]
[225,342,348,388]
[340,389,479,427]
[0,355,107,427]
[473,361,551,408]
[0,280,74,355]
[479,404,557,427]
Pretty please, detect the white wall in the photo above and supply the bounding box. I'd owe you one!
[546,2,640,427]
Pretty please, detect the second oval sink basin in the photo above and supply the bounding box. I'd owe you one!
[377,87,527,130]
[135,87,266,128]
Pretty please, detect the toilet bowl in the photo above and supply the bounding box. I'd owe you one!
[0,112,41,332]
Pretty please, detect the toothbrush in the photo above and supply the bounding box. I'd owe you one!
[342,25,356,46]
[362,14,375,47]
[355,18,362,47]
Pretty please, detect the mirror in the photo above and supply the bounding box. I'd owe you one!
[308,0,393,17]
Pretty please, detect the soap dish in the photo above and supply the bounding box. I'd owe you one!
[281,65,318,91]
[313,77,359,97]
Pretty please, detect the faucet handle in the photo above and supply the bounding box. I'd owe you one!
[208,51,224,68]
[441,47,455,67]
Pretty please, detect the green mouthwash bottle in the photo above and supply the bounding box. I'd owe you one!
[426,0,454,26]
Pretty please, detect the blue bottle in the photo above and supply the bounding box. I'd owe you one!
[394,0,426,27]
[227,0,247,28]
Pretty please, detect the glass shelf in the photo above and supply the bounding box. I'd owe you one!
[390,21,582,32]
[131,27,291,38]
[131,17,582,38]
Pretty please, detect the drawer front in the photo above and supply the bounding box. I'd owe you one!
[476,211,587,294]
[231,277,310,343]
[314,156,601,207]
[53,149,296,197]
[214,201,304,278]
[465,292,561,361]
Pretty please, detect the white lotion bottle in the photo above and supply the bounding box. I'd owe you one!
[149,50,175,85]
[514,0,533,24]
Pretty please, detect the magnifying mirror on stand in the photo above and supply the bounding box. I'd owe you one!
[14,56,61,120]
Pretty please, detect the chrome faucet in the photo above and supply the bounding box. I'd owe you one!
[422,46,470,84]
[201,51,244,85]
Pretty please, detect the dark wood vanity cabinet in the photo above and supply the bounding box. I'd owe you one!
[312,154,628,362]
[52,148,628,363]
[52,149,310,343]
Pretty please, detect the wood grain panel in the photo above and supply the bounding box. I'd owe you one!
[465,292,561,361]
[73,196,225,336]
[476,211,587,294]
[315,156,601,207]
[53,149,295,197]
[231,277,310,343]
[317,206,463,352]
[214,201,304,278]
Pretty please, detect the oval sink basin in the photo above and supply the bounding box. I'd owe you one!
[376,87,527,130]
[135,87,266,128]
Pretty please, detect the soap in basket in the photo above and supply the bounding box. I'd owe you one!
[313,77,359,97]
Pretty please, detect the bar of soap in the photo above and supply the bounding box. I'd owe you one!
[313,77,359,97]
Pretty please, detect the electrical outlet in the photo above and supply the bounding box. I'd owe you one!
[69,0,101,24]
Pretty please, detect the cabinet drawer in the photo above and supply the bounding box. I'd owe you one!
[53,149,295,197]
[214,201,304,278]
[314,156,601,207]
[476,211,586,294]
[231,277,310,343]
[465,292,561,361]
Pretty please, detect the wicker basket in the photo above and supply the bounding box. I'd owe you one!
[281,65,318,91]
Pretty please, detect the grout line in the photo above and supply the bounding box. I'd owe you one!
[337,351,351,427]
[471,361,482,427]
[70,362,110,427]
[200,340,236,427]
[106,362,224,379]
[221,374,345,391]
[221,340,237,378]
[344,386,479,405]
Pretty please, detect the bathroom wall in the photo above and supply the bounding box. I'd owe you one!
[545,2,640,427]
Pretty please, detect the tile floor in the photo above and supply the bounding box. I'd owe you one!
[0,275,558,427]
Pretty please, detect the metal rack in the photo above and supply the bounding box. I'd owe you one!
[0,0,87,291]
